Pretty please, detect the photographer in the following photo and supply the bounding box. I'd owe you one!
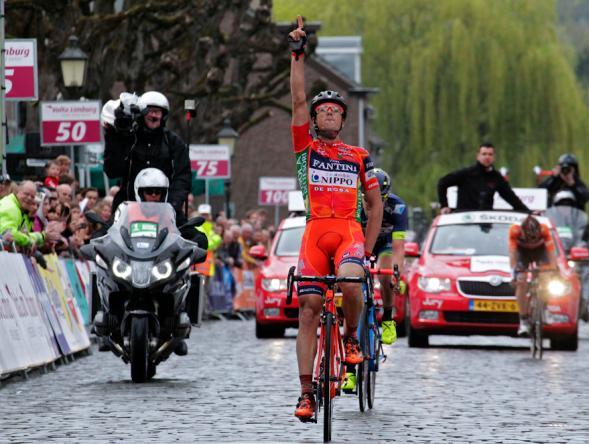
[102,91,191,222]
[539,153,589,211]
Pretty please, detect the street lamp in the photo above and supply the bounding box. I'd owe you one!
[217,118,239,157]
[59,34,88,88]
[59,33,88,187]
[217,119,239,217]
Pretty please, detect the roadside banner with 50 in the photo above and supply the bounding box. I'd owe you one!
[40,101,102,146]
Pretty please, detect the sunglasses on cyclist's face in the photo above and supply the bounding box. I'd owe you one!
[315,103,344,114]
[143,188,163,196]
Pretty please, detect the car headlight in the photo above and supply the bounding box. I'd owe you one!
[177,257,191,272]
[418,276,451,293]
[152,259,174,281]
[262,278,287,292]
[112,257,132,281]
[568,260,576,269]
[95,254,107,269]
[546,279,569,298]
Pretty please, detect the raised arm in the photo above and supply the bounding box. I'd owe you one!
[289,16,309,127]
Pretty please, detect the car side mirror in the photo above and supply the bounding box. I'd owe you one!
[405,242,420,258]
[249,245,268,261]
[569,246,589,262]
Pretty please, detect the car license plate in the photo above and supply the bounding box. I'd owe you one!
[469,299,518,312]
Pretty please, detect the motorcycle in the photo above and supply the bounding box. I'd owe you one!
[81,201,207,382]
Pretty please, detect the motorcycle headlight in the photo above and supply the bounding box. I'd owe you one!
[262,278,287,292]
[152,259,174,281]
[418,276,451,293]
[95,254,107,269]
[112,257,132,281]
[177,257,191,272]
[546,279,569,298]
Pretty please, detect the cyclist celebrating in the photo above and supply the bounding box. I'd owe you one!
[508,214,558,336]
[289,16,383,421]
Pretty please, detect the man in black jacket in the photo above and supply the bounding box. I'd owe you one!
[539,153,589,211]
[103,91,191,222]
[438,143,529,214]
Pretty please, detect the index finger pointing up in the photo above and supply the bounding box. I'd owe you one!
[297,15,304,29]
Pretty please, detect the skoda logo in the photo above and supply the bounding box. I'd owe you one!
[462,214,474,223]
[489,275,503,287]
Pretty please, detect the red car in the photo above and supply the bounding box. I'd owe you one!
[251,215,402,338]
[404,211,587,350]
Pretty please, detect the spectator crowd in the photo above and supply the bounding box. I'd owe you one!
[0,153,275,311]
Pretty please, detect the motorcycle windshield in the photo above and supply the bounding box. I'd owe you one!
[109,202,180,259]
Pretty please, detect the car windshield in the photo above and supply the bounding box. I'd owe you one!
[274,226,305,256]
[430,223,510,256]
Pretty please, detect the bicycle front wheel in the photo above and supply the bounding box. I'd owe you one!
[357,310,369,412]
[535,299,544,360]
[367,322,380,409]
[323,312,333,442]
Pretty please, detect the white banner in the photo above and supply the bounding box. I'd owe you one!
[447,187,548,211]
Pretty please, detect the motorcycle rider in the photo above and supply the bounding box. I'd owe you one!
[124,168,199,356]
[544,190,589,321]
[102,91,192,223]
[539,153,589,211]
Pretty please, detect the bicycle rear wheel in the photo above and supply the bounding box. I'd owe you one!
[357,310,369,412]
[323,312,333,442]
[367,322,380,409]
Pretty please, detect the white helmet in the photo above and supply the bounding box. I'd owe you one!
[553,190,576,206]
[134,168,169,203]
[138,91,169,112]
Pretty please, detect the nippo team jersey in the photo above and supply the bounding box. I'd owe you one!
[292,122,379,222]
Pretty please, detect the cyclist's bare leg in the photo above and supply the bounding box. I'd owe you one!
[338,262,365,337]
[377,253,393,309]
[296,294,322,379]
[515,274,529,317]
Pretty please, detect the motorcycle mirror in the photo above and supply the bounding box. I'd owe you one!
[192,247,207,264]
[85,211,106,225]
[80,244,95,261]
[179,216,205,230]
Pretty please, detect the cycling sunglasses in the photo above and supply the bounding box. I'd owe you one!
[315,103,344,114]
[143,188,163,196]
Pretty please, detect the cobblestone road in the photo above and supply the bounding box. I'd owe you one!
[1,321,589,443]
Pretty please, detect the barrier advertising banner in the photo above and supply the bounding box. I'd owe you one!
[0,252,91,377]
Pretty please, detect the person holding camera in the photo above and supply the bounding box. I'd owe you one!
[539,153,589,211]
[102,91,191,222]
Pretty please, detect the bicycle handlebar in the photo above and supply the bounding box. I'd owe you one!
[285,266,368,305]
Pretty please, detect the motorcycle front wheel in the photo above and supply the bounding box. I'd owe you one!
[130,316,150,383]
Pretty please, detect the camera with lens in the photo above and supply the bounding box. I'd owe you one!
[114,92,142,133]
[561,164,572,175]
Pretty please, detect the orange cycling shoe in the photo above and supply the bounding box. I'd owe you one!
[295,393,316,421]
[344,336,363,365]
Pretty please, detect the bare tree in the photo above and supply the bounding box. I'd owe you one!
[6,0,306,142]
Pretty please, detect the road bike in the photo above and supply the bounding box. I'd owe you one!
[526,266,556,360]
[286,266,367,442]
[354,265,397,411]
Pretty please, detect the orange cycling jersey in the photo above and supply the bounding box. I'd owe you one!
[508,223,555,252]
[292,122,379,222]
